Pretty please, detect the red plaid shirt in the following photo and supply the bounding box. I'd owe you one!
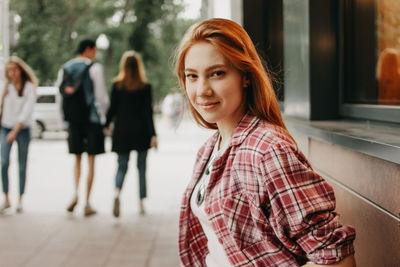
[179,114,355,266]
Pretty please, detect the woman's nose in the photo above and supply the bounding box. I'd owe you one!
[197,78,212,97]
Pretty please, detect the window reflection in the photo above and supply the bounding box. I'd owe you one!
[376,0,400,105]
[376,48,400,105]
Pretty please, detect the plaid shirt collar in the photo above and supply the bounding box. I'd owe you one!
[187,113,260,192]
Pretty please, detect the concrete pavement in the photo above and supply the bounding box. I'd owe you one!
[0,116,211,267]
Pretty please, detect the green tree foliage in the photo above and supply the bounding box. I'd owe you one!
[10,0,198,101]
[127,0,197,100]
[10,0,113,84]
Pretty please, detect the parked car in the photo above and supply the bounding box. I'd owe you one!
[32,86,64,138]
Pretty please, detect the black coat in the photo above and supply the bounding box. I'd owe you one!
[105,83,156,153]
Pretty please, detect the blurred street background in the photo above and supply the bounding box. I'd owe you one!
[0,1,230,266]
[0,116,210,267]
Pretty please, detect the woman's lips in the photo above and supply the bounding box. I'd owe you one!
[197,101,219,110]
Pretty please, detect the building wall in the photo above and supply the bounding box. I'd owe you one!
[282,0,310,119]
[293,132,400,266]
[241,0,400,265]
[284,1,400,265]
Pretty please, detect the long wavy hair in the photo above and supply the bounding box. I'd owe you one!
[175,18,291,138]
[5,56,38,96]
[114,50,147,91]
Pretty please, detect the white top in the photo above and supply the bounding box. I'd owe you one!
[190,136,232,267]
[1,82,37,129]
[56,57,109,124]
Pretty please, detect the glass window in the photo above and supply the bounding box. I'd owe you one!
[341,0,400,123]
[37,95,56,104]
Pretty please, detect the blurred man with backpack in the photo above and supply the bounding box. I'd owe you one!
[57,39,109,216]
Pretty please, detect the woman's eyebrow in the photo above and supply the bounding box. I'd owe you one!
[206,64,226,71]
[184,64,227,73]
[184,68,197,73]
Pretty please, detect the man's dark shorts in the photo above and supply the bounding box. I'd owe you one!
[68,122,105,155]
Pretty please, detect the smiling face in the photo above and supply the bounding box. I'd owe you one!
[184,42,246,134]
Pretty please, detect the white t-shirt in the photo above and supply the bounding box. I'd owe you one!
[1,82,36,129]
[190,137,232,267]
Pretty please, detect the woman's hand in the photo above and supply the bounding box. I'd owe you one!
[7,123,23,143]
[150,136,158,149]
[103,127,112,136]
[6,129,18,143]
[103,123,113,136]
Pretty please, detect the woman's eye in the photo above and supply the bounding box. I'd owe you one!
[185,73,197,79]
[212,70,225,77]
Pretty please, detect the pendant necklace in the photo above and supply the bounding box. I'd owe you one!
[196,136,221,206]
[196,182,206,206]
[195,155,213,206]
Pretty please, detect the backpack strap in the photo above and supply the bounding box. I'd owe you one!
[61,62,94,96]
[71,62,94,89]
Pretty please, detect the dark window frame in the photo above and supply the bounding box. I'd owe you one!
[243,0,284,102]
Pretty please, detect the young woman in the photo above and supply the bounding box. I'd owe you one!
[175,18,356,266]
[105,51,157,217]
[0,56,38,213]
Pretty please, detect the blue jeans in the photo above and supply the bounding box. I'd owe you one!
[1,127,31,195]
[115,150,148,199]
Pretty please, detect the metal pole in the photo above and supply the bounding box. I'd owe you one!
[0,0,10,87]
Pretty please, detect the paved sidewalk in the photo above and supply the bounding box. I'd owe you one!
[0,116,210,267]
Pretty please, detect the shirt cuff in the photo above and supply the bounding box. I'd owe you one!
[307,239,355,265]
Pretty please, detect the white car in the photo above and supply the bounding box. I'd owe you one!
[32,86,64,138]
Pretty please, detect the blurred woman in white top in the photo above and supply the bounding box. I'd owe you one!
[0,56,38,213]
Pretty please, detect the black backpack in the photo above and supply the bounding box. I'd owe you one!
[59,63,93,123]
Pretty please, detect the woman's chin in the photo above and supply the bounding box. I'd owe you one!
[199,114,218,125]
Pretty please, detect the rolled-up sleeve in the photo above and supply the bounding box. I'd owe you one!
[261,141,355,264]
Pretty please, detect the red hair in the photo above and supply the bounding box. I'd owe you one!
[175,18,291,137]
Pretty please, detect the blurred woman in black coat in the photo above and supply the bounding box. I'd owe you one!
[105,51,157,217]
